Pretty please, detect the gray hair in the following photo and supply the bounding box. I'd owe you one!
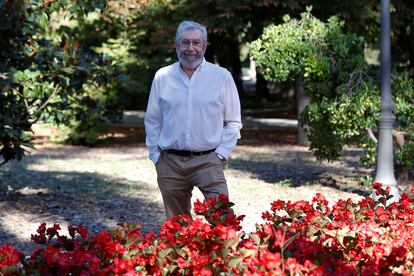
[175,20,207,46]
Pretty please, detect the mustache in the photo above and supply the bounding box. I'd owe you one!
[177,52,203,67]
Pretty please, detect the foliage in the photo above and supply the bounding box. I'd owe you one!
[396,132,414,170]
[0,0,120,164]
[84,1,156,110]
[86,0,309,109]
[1,184,414,274]
[308,0,414,77]
[250,8,414,174]
[46,0,414,111]
[250,7,366,95]
[391,0,414,76]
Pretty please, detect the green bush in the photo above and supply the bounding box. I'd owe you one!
[250,7,414,174]
[0,1,119,162]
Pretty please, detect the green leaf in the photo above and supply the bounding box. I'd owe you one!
[62,67,76,74]
[323,229,337,237]
[239,248,256,257]
[125,235,139,247]
[39,12,49,29]
[220,248,230,258]
[282,233,298,251]
[124,248,139,259]
[135,265,146,272]
[166,265,177,274]
[143,245,155,255]
[336,227,356,248]
[249,233,261,245]
[158,248,173,259]
[228,256,243,269]
[176,247,189,258]
[223,239,239,250]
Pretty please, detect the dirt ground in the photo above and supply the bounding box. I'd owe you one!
[0,125,403,254]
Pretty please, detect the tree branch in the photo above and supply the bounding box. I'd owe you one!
[30,85,60,125]
[367,128,406,151]
[367,128,378,143]
[392,129,406,150]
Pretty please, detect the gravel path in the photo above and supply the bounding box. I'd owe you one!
[0,140,373,254]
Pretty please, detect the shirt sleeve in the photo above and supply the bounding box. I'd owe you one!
[144,76,162,164]
[215,73,243,159]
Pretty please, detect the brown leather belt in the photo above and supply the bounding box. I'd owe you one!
[164,148,215,157]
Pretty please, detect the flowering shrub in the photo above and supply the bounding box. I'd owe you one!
[1,183,414,275]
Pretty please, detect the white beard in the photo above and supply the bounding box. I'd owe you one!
[177,50,204,69]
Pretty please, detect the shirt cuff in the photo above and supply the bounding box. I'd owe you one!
[215,147,230,160]
[216,153,226,161]
[149,151,161,165]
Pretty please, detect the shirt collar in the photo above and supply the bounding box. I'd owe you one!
[177,57,206,76]
[197,58,206,72]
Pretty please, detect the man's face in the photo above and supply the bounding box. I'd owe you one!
[177,29,206,70]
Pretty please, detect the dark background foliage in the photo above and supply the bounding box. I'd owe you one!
[1,0,413,173]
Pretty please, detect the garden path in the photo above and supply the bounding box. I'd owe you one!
[0,121,375,254]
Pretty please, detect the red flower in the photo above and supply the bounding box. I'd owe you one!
[215,225,237,240]
[194,199,209,214]
[195,268,213,276]
[218,194,229,204]
[261,250,282,270]
[3,190,414,275]
[270,200,284,211]
[284,257,303,274]
[37,223,47,234]
[177,257,188,269]
[372,181,382,190]
[374,206,389,221]
[73,225,87,240]
[365,209,375,219]
[0,244,22,269]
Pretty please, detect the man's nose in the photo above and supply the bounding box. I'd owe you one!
[187,42,195,50]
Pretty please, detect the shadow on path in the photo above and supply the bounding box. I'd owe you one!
[0,156,164,254]
[228,147,371,197]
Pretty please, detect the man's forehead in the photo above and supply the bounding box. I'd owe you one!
[182,29,203,40]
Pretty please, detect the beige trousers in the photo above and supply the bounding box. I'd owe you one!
[155,151,228,219]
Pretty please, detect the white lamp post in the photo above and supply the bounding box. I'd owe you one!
[372,0,400,202]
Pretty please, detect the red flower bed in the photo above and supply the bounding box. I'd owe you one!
[1,184,414,275]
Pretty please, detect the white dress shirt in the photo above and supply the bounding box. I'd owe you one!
[144,58,242,164]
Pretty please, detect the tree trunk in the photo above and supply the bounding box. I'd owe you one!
[295,77,310,146]
[227,34,244,99]
[255,69,270,100]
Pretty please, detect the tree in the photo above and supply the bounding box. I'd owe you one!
[309,0,414,77]
[250,8,414,177]
[250,7,356,146]
[92,0,308,109]
[0,0,117,164]
[67,0,414,113]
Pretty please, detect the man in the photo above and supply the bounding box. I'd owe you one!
[144,20,242,219]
